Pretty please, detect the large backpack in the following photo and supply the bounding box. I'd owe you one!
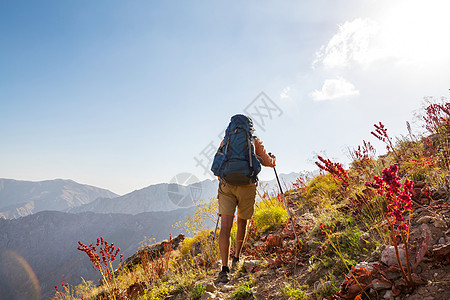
[211,114,262,185]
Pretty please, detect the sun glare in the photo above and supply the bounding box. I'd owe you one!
[378,0,450,66]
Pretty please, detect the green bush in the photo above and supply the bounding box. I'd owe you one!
[314,273,339,299]
[229,279,255,300]
[188,283,206,300]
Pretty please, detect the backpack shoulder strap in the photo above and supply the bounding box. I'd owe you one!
[221,127,239,154]
[247,131,253,169]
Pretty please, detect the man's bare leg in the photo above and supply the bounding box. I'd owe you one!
[219,214,234,269]
[234,216,248,258]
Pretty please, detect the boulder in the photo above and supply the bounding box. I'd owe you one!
[381,245,407,267]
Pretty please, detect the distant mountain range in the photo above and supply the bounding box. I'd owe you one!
[0,179,118,219]
[0,174,301,219]
[68,179,219,215]
[64,173,302,216]
[258,171,302,193]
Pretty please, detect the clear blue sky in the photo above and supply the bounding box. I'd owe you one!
[1,0,449,195]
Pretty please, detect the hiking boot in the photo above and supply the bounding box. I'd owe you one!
[230,256,240,273]
[217,270,230,283]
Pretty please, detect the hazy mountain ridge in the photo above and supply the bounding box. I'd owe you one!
[68,179,220,214]
[258,171,302,193]
[0,179,118,219]
[67,174,302,215]
[0,208,196,300]
[0,174,300,219]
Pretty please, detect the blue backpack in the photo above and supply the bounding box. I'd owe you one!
[211,114,262,185]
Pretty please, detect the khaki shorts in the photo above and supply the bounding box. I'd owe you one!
[218,182,257,220]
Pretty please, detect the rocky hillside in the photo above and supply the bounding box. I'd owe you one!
[53,181,450,300]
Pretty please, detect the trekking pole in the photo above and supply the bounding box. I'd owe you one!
[206,214,220,271]
[271,159,302,250]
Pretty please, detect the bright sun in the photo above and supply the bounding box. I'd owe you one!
[378,0,450,66]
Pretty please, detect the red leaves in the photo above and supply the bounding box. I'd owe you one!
[244,228,304,270]
[54,276,69,294]
[366,164,417,287]
[338,266,374,299]
[337,263,410,300]
[351,140,376,164]
[423,102,450,133]
[365,164,414,232]
[370,122,400,160]
[315,155,350,186]
[410,157,435,168]
[78,237,123,284]
[371,122,388,143]
[382,164,402,194]
[266,235,283,250]
[320,222,336,246]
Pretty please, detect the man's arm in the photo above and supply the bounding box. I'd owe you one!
[254,137,276,167]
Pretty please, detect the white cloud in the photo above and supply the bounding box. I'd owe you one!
[313,18,380,69]
[314,6,450,71]
[280,86,291,99]
[310,77,359,101]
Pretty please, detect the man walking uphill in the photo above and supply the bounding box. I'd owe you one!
[211,114,276,283]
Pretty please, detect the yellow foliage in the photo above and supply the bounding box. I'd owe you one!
[180,229,211,256]
[253,196,288,234]
[301,174,340,209]
[175,198,218,235]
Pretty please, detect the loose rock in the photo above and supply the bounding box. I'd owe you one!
[200,292,215,300]
[205,282,216,293]
[372,279,392,291]
[433,217,446,228]
[243,260,262,272]
[354,261,374,271]
[383,289,393,299]
[381,245,407,267]
[221,285,234,292]
[417,216,433,224]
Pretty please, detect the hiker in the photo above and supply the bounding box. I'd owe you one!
[211,114,276,283]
